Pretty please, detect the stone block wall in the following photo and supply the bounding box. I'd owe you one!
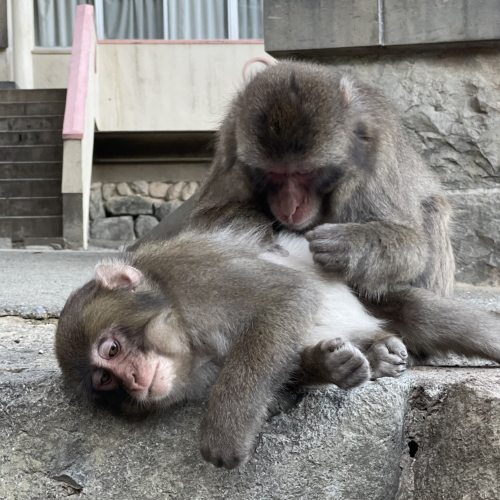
[89,180,199,246]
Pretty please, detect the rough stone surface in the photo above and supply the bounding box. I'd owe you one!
[317,48,500,285]
[2,318,500,500]
[166,181,186,201]
[149,181,170,198]
[0,315,413,500]
[102,183,117,201]
[0,237,11,248]
[0,250,104,317]
[89,216,135,241]
[181,181,198,201]
[450,191,500,285]
[134,215,159,238]
[155,199,183,221]
[130,180,149,195]
[89,185,105,221]
[397,367,500,500]
[105,196,155,216]
[116,182,132,196]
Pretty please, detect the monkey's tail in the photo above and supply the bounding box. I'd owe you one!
[372,288,500,363]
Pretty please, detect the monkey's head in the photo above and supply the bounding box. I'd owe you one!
[234,61,386,231]
[55,262,196,412]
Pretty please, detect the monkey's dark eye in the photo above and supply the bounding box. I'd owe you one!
[108,342,119,358]
[101,370,111,385]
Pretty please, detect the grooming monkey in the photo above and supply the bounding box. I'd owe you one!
[56,225,411,469]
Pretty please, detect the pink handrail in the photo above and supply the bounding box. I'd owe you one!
[62,5,95,140]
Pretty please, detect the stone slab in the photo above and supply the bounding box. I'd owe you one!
[0,318,413,500]
[398,367,500,500]
[2,318,500,499]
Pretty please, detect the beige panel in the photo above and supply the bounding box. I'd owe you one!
[92,162,210,183]
[97,43,272,131]
[32,51,71,88]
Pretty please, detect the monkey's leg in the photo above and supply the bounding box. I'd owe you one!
[370,288,500,362]
[364,332,408,379]
[297,338,371,389]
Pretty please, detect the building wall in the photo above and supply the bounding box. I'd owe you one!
[96,42,271,131]
[33,50,71,88]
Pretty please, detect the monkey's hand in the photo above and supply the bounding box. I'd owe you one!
[298,338,370,389]
[366,335,408,379]
[305,224,350,277]
[306,222,427,294]
[200,393,262,469]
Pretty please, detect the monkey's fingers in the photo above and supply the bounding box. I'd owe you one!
[305,223,346,241]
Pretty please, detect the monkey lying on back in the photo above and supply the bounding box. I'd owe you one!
[56,224,500,469]
[56,225,410,469]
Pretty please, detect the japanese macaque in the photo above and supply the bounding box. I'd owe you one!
[57,225,500,470]
[56,225,409,469]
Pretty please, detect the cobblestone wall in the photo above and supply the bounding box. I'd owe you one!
[89,180,199,244]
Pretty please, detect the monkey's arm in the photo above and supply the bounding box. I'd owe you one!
[307,221,428,296]
[200,312,304,469]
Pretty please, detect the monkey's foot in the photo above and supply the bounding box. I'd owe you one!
[366,335,408,379]
[302,338,371,390]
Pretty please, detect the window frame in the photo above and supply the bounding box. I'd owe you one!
[93,0,255,41]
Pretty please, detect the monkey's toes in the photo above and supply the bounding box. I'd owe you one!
[315,340,370,390]
[367,335,408,379]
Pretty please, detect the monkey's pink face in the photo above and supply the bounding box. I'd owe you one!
[266,171,320,229]
[91,331,178,402]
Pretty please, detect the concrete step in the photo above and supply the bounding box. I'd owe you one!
[0,179,61,197]
[0,314,499,500]
[0,130,63,146]
[0,115,64,131]
[0,145,63,162]
[0,162,62,180]
[0,88,66,103]
[0,196,62,217]
[0,101,66,117]
[0,215,62,240]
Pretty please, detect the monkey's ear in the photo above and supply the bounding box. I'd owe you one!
[340,75,356,106]
[95,264,144,291]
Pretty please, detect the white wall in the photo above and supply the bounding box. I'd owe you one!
[96,42,272,131]
[33,49,71,88]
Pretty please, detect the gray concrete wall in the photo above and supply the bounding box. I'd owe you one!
[265,0,500,55]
